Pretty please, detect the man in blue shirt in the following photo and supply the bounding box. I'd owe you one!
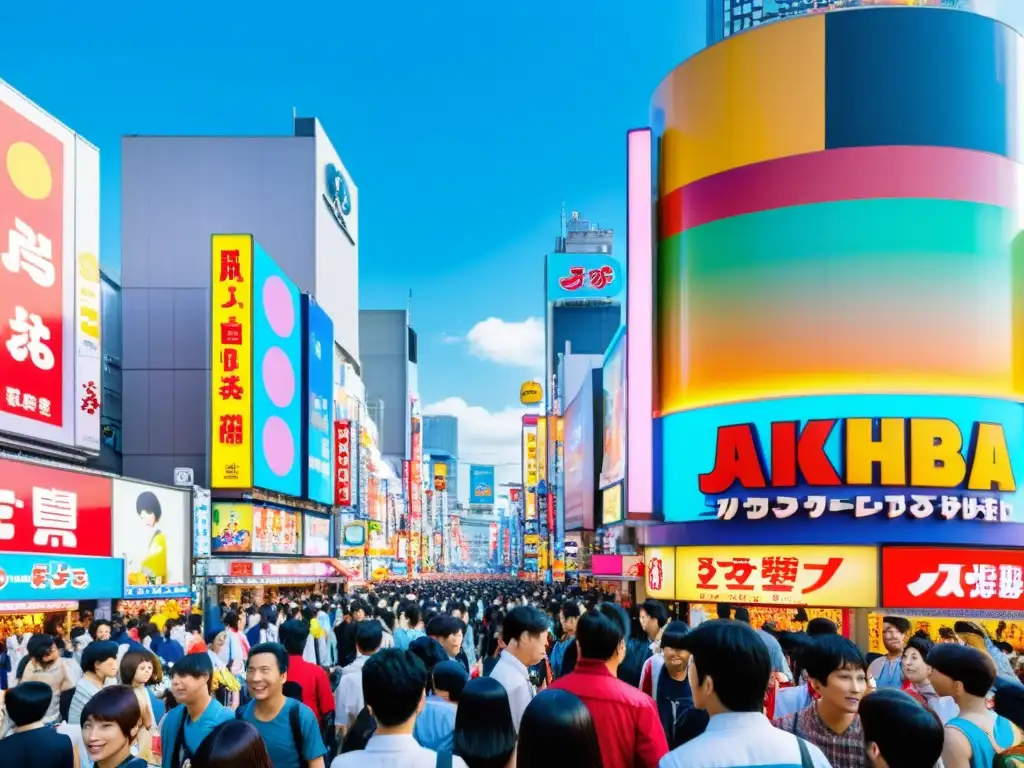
[160,652,234,768]
[236,642,328,768]
[413,660,468,752]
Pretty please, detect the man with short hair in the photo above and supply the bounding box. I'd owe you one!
[860,688,944,768]
[551,601,581,678]
[237,642,328,768]
[337,599,369,667]
[640,599,669,655]
[280,619,335,724]
[159,652,234,768]
[450,605,476,667]
[488,605,548,732]
[413,659,469,752]
[868,615,911,688]
[734,607,792,681]
[331,648,437,767]
[335,619,384,737]
[426,614,466,671]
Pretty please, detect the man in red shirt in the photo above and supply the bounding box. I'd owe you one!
[280,618,335,725]
[551,603,669,768]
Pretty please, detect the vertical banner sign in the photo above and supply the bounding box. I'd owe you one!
[411,416,423,526]
[302,295,334,505]
[524,426,538,520]
[73,137,101,452]
[193,486,211,558]
[0,87,76,448]
[402,459,411,531]
[334,420,352,507]
[210,235,254,488]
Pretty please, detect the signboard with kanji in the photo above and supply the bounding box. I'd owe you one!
[334,420,353,507]
[881,546,1024,611]
[645,546,676,600]
[674,545,878,607]
[546,254,624,303]
[0,552,123,601]
[210,235,254,488]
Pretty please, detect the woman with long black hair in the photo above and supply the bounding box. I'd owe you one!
[516,688,603,768]
[190,719,272,768]
[444,676,516,768]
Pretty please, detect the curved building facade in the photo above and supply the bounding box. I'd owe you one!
[648,6,1024,548]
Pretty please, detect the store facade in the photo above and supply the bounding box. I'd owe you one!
[631,5,1024,643]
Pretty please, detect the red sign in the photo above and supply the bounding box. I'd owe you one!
[509,487,521,503]
[0,100,67,431]
[558,265,615,291]
[0,458,112,556]
[334,420,352,507]
[882,546,1024,611]
[410,418,422,523]
[229,561,253,577]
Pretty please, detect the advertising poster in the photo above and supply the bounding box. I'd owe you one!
[410,415,423,523]
[210,234,254,488]
[867,612,1024,655]
[0,86,77,448]
[211,503,253,554]
[303,295,333,505]
[73,138,101,452]
[674,545,878,607]
[546,253,625,303]
[602,484,623,526]
[252,242,302,497]
[252,506,299,555]
[469,465,495,505]
[881,546,1024,612]
[340,521,367,557]
[0,457,112,556]
[112,479,190,598]
[0,552,123,601]
[335,420,353,506]
[302,513,332,557]
[600,329,626,490]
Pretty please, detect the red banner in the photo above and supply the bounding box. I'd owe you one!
[334,420,352,507]
[0,458,112,556]
[882,546,1024,611]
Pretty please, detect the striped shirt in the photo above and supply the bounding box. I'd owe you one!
[774,704,865,768]
[660,711,831,768]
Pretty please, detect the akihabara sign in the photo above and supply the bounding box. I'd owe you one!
[0,457,113,557]
[700,417,1013,523]
[546,255,624,303]
[335,420,353,507]
[882,546,1024,611]
[0,82,102,452]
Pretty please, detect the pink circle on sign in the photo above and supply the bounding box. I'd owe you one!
[263,276,295,338]
[262,347,295,407]
[262,416,294,477]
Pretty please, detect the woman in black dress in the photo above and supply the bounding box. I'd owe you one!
[2,681,75,768]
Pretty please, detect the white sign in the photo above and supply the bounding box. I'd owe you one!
[173,467,194,487]
[193,486,211,558]
[73,137,101,452]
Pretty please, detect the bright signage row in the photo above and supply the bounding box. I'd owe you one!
[210,502,333,558]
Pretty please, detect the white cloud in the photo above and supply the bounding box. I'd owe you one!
[439,333,462,344]
[422,397,528,468]
[463,317,544,369]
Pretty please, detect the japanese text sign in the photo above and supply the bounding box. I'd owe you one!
[73,140,101,453]
[674,545,878,607]
[645,546,676,600]
[525,429,538,487]
[210,234,254,488]
[0,457,112,557]
[0,552,124,602]
[546,254,625,303]
[0,89,75,447]
[335,420,353,506]
[882,546,1024,611]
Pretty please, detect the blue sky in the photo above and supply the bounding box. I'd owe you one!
[2,0,700,477]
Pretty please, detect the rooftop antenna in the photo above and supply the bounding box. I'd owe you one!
[408,288,413,322]
[560,200,566,238]
[291,107,297,120]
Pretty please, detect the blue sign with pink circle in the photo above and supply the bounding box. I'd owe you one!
[252,243,303,497]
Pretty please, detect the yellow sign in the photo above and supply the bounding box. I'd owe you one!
[434,463,447,477]
[537,417,547,482]
[525,428,538,486]
[602,484,623,525]
[674,545,878,608]
[644,547,676,600]
[210,235,254,488]
[520,380,543,405]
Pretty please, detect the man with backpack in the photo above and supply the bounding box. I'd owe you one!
[335,620,384,739]
[236,642,328,768]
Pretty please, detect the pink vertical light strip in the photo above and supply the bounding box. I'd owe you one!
[626,128,654,519]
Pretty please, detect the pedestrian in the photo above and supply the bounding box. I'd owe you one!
[550,603,668,768]
[859,688,944,768]
[517,688,603,768]
[330,648,437,767]
[639,620,706,749]
[550,601,580,679]
[68,640,118,727]
[190,719,273,768]
[335,620,383,738]
[426,615,468,672]
[899,635,958,723]
[279,619,335,726]
[395,603,426,651]
[868,616,910,689]
[639,600,669,656]
[20,634,75,724]
[159,652,234,768]
[445,676,516,768]
[413,660,468,752]
[119,649,160,762]
[733,607,793,682]
[235,642,328,768]
[659,620,830,768]
[487,606,548,732]
[2,681,76,767]
[80,685,147,768]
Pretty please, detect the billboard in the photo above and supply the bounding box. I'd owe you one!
[303,296,334,505]
[334,420,353,507]
[0,457,112,557]
[253,243,302,496]
[674,545,879,608]
[303,513,332,557]
[645,546,676,600]
[563,379,595,531]
[410,415,423,523]
[0,552,123,602]
[252,506,300,555]
[112,479,190,598]
[881,546,1024,611]
[210,502,253,554]
[0,82,103,452]
[523,425,538,521]
[599,328,625,490]
[470,465,495,505]
[210,234,254,488]
[546,254,625,303]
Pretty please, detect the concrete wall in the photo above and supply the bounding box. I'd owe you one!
[358,310,409,462]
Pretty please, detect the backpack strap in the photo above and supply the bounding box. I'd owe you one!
[436,748,453,768]
[289,699,304,760]
[797,736,813,768]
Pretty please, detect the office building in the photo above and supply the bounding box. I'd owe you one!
[359,309,418,468]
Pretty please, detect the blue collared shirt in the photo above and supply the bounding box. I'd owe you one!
[413,693,457,752]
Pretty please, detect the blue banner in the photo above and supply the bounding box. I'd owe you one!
[0,554,124,601]
[253,243,303,496]
[470,465,496,505]
[303,296,334,505]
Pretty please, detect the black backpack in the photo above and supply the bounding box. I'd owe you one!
[618,638,652,688]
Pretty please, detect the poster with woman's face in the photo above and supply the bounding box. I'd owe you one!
[113,479,189,592]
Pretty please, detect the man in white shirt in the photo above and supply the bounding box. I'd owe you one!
[335,620,383,737]
[331,648,440,768]
[487,605,549,732]
[659,620,831,768]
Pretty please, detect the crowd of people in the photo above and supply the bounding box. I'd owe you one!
[3,581,1024,767]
